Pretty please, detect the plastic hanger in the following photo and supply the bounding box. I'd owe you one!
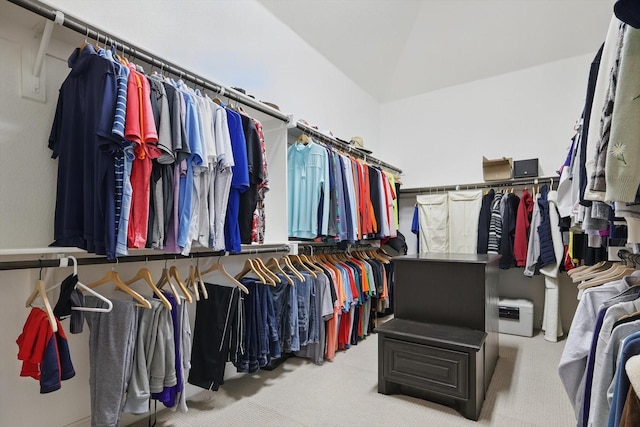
[89,261,151,309]
[124,267,171,309]
[61,256,113,312]
[26,256,114,314]
[200,258,249,294]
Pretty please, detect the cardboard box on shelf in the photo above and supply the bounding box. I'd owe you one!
[482,156,512,181]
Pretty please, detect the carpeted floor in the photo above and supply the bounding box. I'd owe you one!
[128,326,574,427]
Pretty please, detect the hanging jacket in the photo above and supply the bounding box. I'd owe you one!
[537,186,556,268]
[514,189,534,266]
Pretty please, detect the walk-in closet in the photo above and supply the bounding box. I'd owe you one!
[0,1,636,426]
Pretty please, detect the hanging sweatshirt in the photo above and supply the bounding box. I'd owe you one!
[16,308,75,394]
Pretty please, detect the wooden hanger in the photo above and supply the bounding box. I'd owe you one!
[156,264,182,306]
[567,263,592,277]
[251,258,277,286]
[200,259,249,294]
[572,261,616,283]
[25,256,113,313]
[125,267,172,309]
[194,261,209,299]
[282,256,305,282]
[569,260,610,280]
[300,254,324,273]
[169,266,193,304]
[265,257,294,285]
[184,265,200,301]
[234,258,267,284]
[291,255,317,278]
[89,269,152,309]
[297,134,311,144]
[26,279,58,332]
[577,265,636,290]
[253,257,280,285]
[368,249,391,264]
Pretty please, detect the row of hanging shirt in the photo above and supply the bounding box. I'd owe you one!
[559,255,640,427]
[189,249,393,394]
[411,185,562,272]
[19,250,392,424]
[287,136,400,242]
[19,255,249,425]
[557,16,640,263]
[48,43,269,260]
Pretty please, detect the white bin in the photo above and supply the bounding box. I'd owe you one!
[498,298,533,337]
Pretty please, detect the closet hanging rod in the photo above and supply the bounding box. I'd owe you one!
[0,245,290,271]
[399,175,559,196]
[7,0,290,123]
[297,242,379,252]
[295,121,403,175]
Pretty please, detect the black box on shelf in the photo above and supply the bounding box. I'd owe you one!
[513,159,539,178]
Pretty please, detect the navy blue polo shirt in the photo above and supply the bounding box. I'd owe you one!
[49,45,118,259]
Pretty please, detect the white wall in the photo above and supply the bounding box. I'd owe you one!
[380,54,594,188]
[42,0,382,152]
[0,1,381,426]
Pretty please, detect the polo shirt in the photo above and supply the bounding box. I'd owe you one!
[126,67,159,248]
[287,141,329,239]
[49,44,118,258]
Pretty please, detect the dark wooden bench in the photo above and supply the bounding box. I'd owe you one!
[377,318,488,421]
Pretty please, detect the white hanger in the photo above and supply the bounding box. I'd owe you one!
[27,256,113,313]
[66,256,113,312]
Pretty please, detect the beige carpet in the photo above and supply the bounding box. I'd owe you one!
[128,325,575,427]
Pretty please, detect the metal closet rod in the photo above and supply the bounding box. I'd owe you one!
[297,242,378,252]
[0,245,290,271]
[7,0,290,123]
[399,175,558,196]
[295,121,403,175]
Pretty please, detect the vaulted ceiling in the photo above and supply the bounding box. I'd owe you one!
[258,0,614,103]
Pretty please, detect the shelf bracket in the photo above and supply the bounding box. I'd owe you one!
[20,10,64,103]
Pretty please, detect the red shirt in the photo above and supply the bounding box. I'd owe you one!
[125,67,160,248]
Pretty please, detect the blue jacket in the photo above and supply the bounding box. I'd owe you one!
[537,185,556,268]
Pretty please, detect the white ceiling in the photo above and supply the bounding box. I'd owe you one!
[258,0,615,103]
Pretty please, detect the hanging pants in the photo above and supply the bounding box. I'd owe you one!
[448,190,483,254]
[417,194,448,253]
[85,297,138,427]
